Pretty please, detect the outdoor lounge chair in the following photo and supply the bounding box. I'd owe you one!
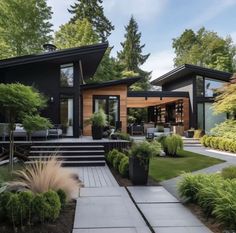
[0,123,9,141]
[146,127,171,138]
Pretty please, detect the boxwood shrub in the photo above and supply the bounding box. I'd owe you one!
[118,157,129,178]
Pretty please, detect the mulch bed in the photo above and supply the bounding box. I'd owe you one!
[0,201,76,233]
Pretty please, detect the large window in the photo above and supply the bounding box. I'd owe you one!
[205,78,225,97]
[60,64,74,87]
[60,96,74,136]
[196,75,204,97]
[93,96,119,128]
[197,103,204,129]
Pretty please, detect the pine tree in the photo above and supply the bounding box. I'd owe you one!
[0,0,53,59]
[68,0,114,42]
[118,16,151,90]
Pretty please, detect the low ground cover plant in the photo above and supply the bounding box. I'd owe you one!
[178,172,236,230]
[201,135,236,153]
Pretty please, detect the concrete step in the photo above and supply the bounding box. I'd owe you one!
[31,145,104,150]
[28,155,105,161]
[30,150,105,155]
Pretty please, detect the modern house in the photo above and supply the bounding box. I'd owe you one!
[0,43,232,138]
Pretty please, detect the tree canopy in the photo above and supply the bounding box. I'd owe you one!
[172,27,236,72]
[118,16,151,90]
[54,19,99,49]
[68,0,114,42]
[0,0,53,59]
[213,74,236,117]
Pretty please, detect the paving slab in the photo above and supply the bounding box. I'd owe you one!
[74,194,148,229]
[73,227,151,233]
[80,187,128,197]
[154,226,212,233]
[138,203,203,227]
[128,186,179,203]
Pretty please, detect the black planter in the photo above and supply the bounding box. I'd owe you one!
[92,126,103,140]
[186,130,194,138]
[129,156,149,185]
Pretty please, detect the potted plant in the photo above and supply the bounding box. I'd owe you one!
[129,141,158,185]
[89,109,107,140]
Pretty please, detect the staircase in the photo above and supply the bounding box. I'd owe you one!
[183,138,202,147]
[26,142,106,167]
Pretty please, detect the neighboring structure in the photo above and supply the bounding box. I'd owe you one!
[0,44,232,137]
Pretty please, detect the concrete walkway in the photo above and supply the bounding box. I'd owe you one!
[161,146,236,200]
[128,186,212,233]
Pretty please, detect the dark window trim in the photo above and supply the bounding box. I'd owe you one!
[92,95,120,124]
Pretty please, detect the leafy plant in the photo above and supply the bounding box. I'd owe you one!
[222,166,236,180]
[194,129,204,139]
[11,156,79,200]
[165,134,183,156]
[118,157,129,178]
[211,120,236,140]
[112,153,126,170]
[57,189,67,208]
[150,139,162,156]
[87,109,107,127]
[107,149,120,164]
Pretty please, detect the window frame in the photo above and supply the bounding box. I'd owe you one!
[60,63,74,88]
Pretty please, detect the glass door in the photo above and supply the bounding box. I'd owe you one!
[60,96,74,136]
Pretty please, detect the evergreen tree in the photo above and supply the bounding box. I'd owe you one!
[118,16,151,90]
[173,27,236,72]
[68,0,114,42]
[54,19,99,49]
[0,0,53,59]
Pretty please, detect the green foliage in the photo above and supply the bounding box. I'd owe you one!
[5,193,21,225]
[178,173,236,230]
[118,157,129,178]
[150,140,162,156]
[113,153,126,170]
[157,135,167,150]
[117,16,151,91]
[213,76,236,116]
[54,18,99,49]
[222,166,236,180]
[0,191,11,221]
[211,120,236,140]
[32,193,47,223]
[22,115,52,137]
[0,0,53,59]
[68,0,114,42]
[88,109,107,127]
[128,108,147,124]
[172,27,236,72]
[57,189,67,208]
[165,134,183,157]
[107,149,120,164]
[111,132,132,141]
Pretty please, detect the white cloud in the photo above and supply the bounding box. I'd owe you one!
[141,50,175,81]
[104,0,168,21]
[189,0,236,28]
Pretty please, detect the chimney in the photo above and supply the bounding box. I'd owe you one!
[43,43,57,52]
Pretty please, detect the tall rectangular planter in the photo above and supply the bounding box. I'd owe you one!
[129,156,149,185]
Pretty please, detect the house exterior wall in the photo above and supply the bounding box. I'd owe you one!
[0,62,82,137]
[82,84,128,136]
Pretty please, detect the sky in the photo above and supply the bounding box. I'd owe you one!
[47,0,236,80]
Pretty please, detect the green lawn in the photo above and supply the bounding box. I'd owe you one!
[149,150,224,182]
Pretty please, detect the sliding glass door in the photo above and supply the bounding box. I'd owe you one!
[93,96,120,128]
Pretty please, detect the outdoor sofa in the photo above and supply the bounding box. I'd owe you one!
[146,125,171,138]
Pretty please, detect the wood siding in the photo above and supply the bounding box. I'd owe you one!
[82,85,128,136]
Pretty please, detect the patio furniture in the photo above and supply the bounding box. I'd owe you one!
[0,123,9,141]
[48,125,63,138]
[130,124,144,135]
[31,130,49,140]
[146,127,171,138]
[13,124,27,140]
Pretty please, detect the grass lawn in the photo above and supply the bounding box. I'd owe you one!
[149,150,224,182]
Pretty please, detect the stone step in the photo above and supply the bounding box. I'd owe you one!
[30,150,105,155]
[28,155,105,161]
[31,145,104,150]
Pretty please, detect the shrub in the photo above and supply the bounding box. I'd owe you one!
[32,193,47,223]
[107,149,120,164]
[194,129,204,139]
[165,134,183,157]
[12,156,79,200]
[57,189,67,207]
[150,139,162,156]
[200,135,208,147]
[157,135,167,150]
[113,153,126,170]
[118,157,129,178]
[0,191,11,221]
[111,132,132,141]
[222,166,236,180]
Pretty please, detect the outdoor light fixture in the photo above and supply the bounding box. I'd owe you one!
[50,97,54,102]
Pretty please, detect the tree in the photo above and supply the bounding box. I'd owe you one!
[0,0,53,59]
[54,19,99,49]
[68,0,114,42]
[0,83,47,170]
[212,74,236,117]
[172,27,236,72]
[118,16,151,91]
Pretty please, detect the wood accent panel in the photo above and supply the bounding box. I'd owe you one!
[82,85,127,136]
[183,98,190,130]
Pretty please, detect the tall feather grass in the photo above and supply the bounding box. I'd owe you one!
[10,156,79,200]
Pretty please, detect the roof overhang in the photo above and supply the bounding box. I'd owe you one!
[0,43,108,79]
[81,77,141,90]
[151,64,232,86]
